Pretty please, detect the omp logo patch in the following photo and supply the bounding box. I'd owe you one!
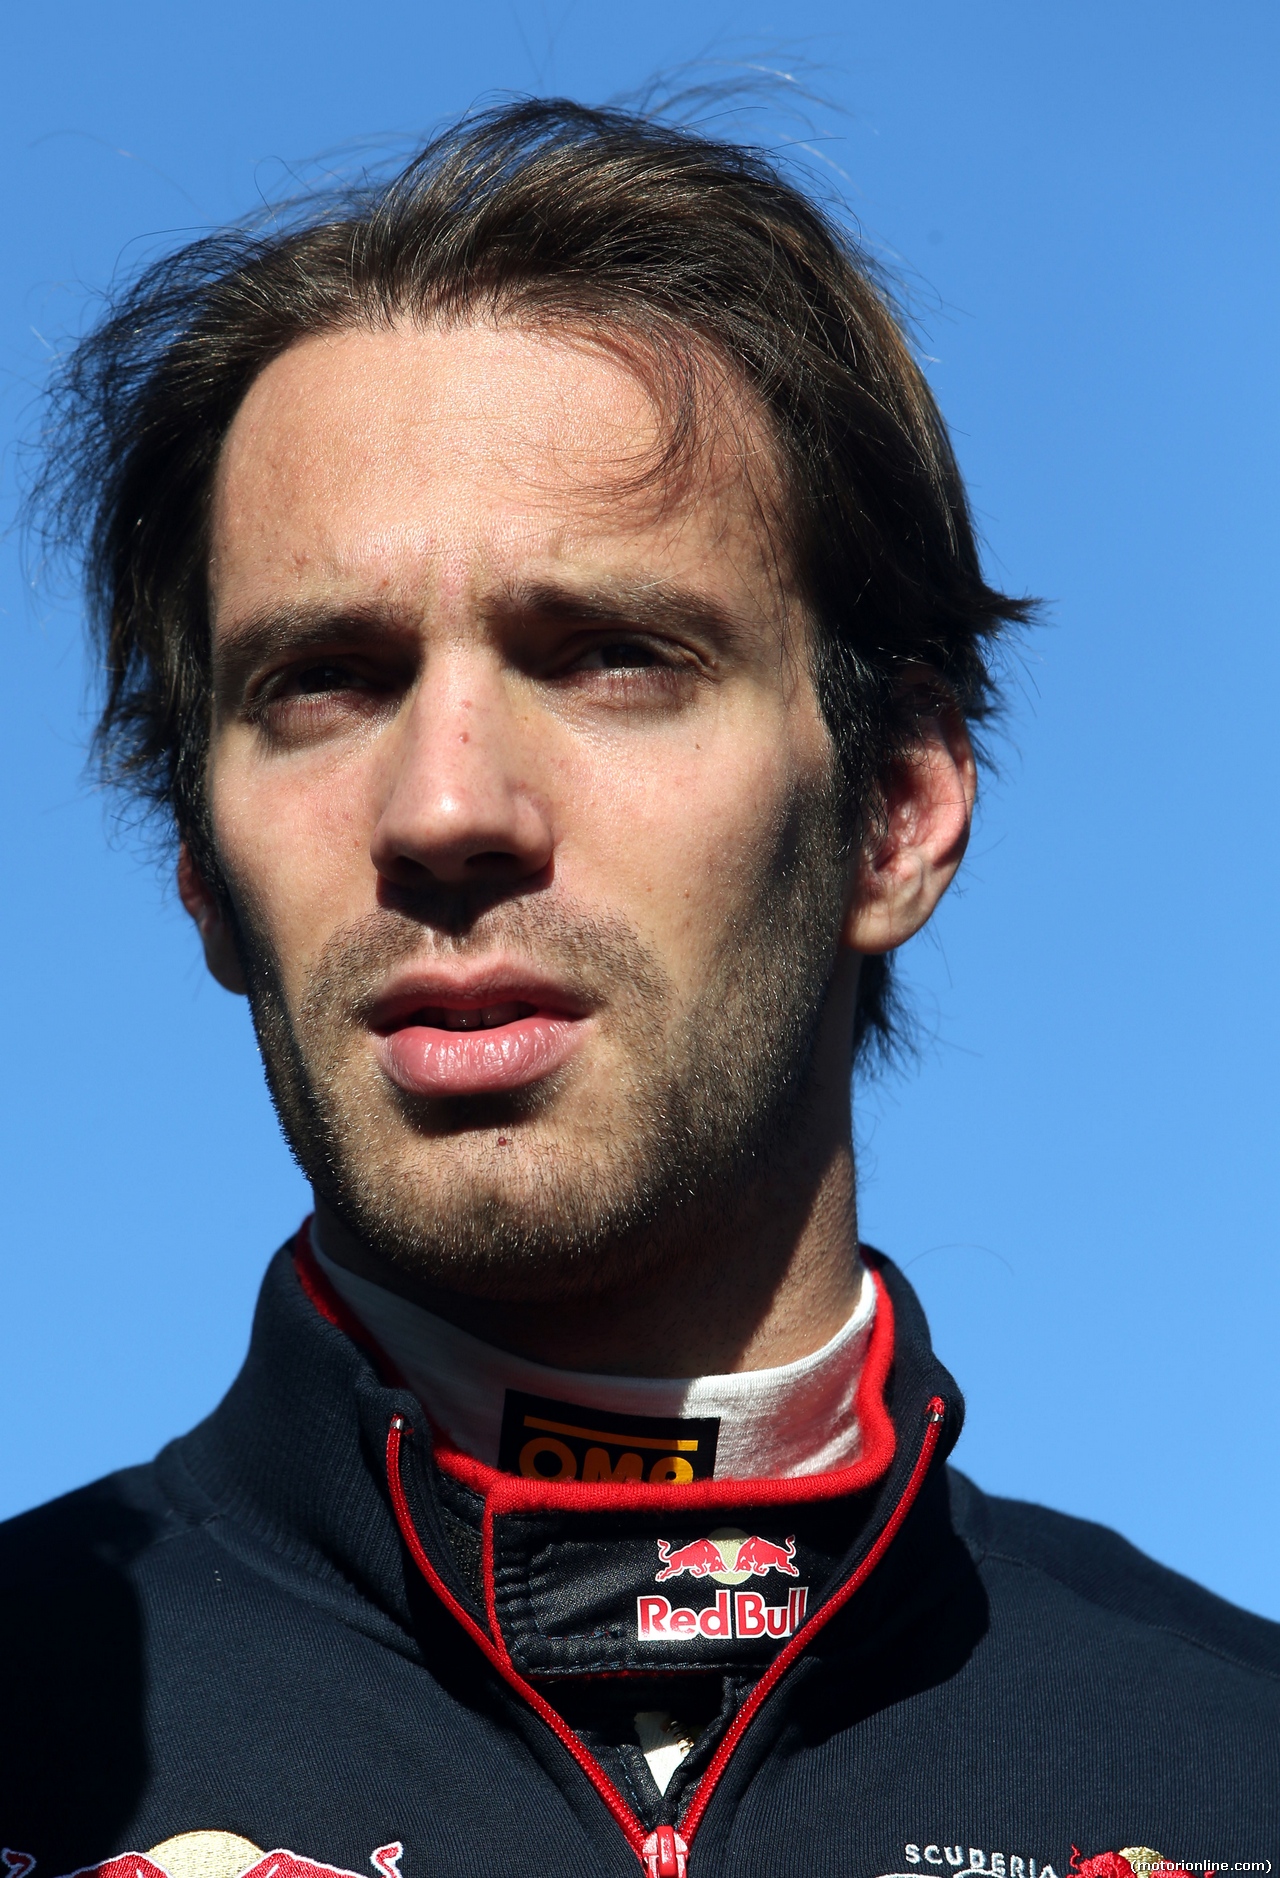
[498,1390,719,1482]
[638,1527,809,1640]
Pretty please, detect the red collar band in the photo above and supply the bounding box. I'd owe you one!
[292,1220,897,1507]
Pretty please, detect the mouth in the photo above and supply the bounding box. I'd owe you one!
[369,976,590,1100]
[397,1000,540,1033]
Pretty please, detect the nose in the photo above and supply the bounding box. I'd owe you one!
[369,659,554,891]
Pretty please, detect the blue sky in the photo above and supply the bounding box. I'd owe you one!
[2,1,1277,1618]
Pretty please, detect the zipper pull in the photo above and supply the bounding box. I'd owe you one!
[641,1826,689,1877]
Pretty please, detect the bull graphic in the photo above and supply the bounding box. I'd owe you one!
[654,1534,799,1580]
[655,1537,727,1580]
[733,1535,799,1577]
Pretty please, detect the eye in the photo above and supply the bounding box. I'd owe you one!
[550,632,699,710]
[245,654,399,743]
[256,658,382,711]
[288,660,368,695]
[573,640,663,671]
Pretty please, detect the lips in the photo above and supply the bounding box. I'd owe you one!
[412,1001,537,1032]
[368,974,589,1100]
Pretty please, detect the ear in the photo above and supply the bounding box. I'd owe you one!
[843,712,977,954]
[177,843,248,994]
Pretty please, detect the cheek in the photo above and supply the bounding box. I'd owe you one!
[209,744,380,988]
[564,714,829,976]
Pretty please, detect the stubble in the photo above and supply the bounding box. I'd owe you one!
[227,778,850,1305]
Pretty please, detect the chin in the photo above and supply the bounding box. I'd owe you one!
[319,1134,684,1305]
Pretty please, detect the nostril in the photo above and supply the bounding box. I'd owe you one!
[465,850,521,869]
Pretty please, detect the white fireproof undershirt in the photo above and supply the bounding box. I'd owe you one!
[309,1227,877,1481]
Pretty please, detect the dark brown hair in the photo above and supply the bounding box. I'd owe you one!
[32,97,1032,1060]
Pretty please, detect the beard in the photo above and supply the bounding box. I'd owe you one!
[225,779,851,1306]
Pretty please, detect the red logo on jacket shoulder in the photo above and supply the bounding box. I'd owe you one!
[1072,1848,1212,1878]
[4,1834,405,1878]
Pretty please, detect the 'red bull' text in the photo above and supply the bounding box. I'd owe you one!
[637,1586,809,1640]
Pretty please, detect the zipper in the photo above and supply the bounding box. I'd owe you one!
[386,1396,947,1872]
[641,1825,688,1877]
[678,1395,946,1844]
[385,1414,648,1858]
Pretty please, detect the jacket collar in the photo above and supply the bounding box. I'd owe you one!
[161,1229,965,1678]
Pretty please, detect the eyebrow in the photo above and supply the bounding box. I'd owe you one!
[213,602,410,668]
[211,574,752,695]
[490,575,746,651]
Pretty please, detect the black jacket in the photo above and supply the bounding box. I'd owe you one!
[2,1238,1277,1878]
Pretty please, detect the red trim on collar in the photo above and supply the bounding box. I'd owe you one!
[433,1266,896,1511]
[292,1220,411,1392]
[292,1215,896,1506]
[384,1413,651,1860]
[679,1395,946,1846]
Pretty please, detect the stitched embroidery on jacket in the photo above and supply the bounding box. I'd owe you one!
[2,1835,405,1878]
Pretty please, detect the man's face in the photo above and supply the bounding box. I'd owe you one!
[205,319,855,1300]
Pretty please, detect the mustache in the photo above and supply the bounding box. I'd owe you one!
[294,892,671,1030]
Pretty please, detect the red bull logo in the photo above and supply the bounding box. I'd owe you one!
[731,1535,799,1577]
[637,1584,809,1640]
[654,1529,799,1582]
[655,1536,729,1580]
[16,1834,405,1878]
[643,1527,808,1639]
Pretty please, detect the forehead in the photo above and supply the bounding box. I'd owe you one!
[209,319,787,621]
